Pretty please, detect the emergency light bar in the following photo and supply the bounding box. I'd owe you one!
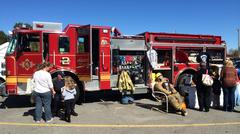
[33,21,62,32]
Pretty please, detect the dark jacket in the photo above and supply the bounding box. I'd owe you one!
[53,79,65,94]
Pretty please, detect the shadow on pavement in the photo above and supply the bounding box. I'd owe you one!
[0,95,34,109]
[135,101,181,115]
[82,90,151,104]
[23,108,35,120]
[0,90,151,108]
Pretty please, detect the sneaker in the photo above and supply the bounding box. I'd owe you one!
[35,120,41,123]
[46,118,53,123]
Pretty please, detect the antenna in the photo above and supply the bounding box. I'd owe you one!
[237,28,240,57]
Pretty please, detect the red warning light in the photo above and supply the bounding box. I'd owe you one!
[36,24,44,28]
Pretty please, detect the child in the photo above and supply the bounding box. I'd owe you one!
[212,71,222,109]
[61,76,77,123]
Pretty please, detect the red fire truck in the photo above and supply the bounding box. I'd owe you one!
[4,22,226,103]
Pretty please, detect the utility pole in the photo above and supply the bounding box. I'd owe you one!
[238,28,240,57]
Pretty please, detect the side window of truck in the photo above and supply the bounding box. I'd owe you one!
[77,36,89,53]
[20,34,40,53]
[59,36,70,53]
[77,37,85,53]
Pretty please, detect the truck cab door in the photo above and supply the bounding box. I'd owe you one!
[76,25,92,81]
[16,31,43,94]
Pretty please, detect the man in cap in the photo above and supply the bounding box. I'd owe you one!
[154,73,187,116]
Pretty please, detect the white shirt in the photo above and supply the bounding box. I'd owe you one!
[62,87,76,100]
[33,70,53,93]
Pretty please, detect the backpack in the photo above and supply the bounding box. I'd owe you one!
[222,67,237,88]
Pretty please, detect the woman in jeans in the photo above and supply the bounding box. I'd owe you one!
[220,60,239,112]
[33,62,55,123]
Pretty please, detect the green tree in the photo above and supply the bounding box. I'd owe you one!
[228,48,240,58]
[0,31,8,45]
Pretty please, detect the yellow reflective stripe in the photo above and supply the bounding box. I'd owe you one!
[6,76,31,84]
[6,77,17,84]
[100,73,110,80]
[78,75,91,81]
[18,78,29,83]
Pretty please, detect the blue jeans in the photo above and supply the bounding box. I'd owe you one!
[34,91,52,121]
[223,86,236,111]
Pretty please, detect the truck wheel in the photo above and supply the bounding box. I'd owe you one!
[177,73,193,96]
[177,73,198,108]
[75,81,84,105]
[74,84,80,104]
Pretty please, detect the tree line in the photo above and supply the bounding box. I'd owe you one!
[0,31,8,45]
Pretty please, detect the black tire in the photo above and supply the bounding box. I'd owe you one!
[75,80,84,105]
[177,73,192,97]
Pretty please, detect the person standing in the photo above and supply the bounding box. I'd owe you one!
[52,72,65,117]
[212,71,222,109]
[196,52,212,112]
[62,76,78,123]
[220,60,239,112]
[33,62,55,123]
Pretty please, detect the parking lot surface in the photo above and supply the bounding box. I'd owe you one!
[0,95,240,134]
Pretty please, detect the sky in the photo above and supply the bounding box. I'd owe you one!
[0,0,239,50]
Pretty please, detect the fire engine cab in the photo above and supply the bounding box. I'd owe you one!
[5,22,226,103]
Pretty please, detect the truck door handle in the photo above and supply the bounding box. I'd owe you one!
[102,51,105,66]
[102,51,108,71]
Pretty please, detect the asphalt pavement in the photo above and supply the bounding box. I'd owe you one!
[0,94,240,134]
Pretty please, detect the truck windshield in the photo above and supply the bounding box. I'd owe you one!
[6,36,17,55]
